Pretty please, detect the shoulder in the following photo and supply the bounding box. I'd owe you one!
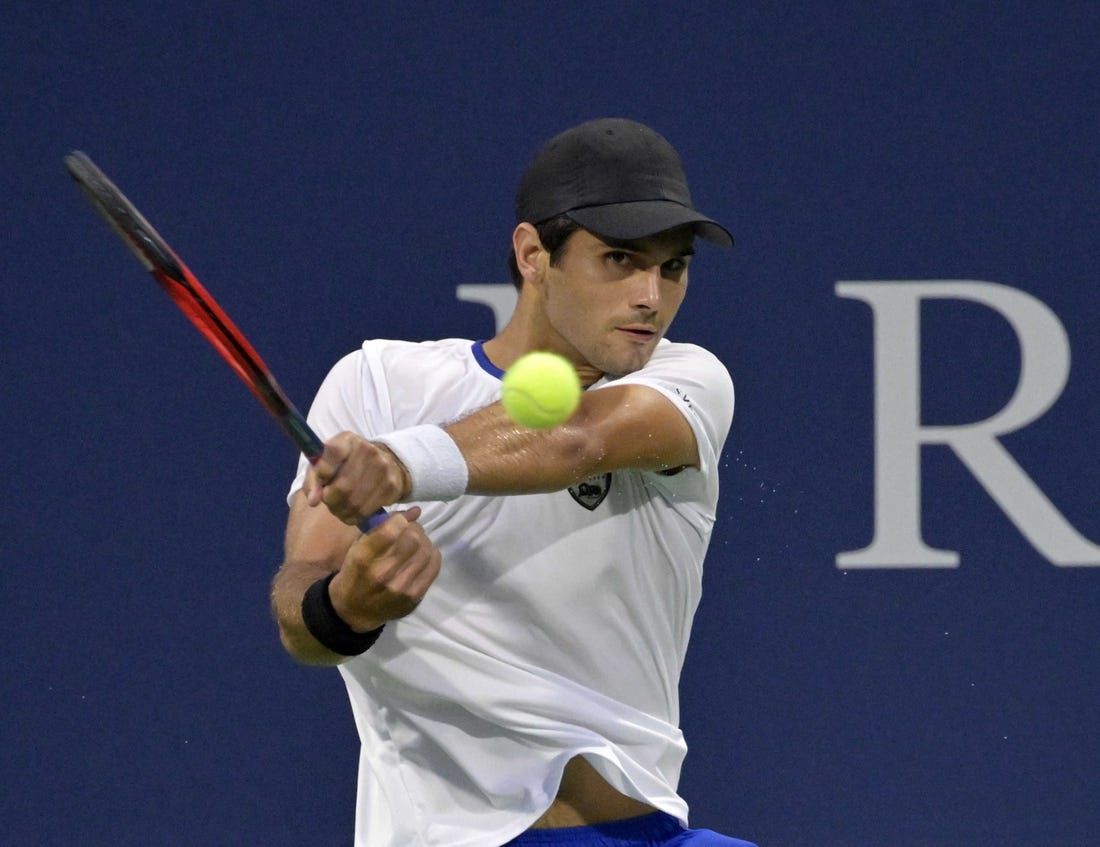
[607,340,734,410]
[600,339,735,458]
[351,338,501,428]
[644,339,731,380]
[337,338,477,381]
[314,337,481,406]
[361,337,476,364]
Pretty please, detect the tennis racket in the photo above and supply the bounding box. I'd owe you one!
[64,151,384,529]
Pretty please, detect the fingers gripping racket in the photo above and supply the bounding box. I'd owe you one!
[64,151,383,529]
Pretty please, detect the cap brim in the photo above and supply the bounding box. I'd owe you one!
[566,200,733,248]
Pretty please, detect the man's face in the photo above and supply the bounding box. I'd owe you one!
[540,227,694,382]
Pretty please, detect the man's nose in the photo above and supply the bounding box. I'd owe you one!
[630,266,661,310]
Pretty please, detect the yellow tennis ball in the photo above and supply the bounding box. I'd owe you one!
[501,351,582,429]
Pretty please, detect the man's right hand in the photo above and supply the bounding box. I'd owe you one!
[303,432,412,525]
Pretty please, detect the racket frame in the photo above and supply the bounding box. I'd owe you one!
[64,151,324,461]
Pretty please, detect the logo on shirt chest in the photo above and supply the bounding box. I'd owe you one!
[568,473,612,511]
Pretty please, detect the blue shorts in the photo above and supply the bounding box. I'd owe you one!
[503,812,758,847]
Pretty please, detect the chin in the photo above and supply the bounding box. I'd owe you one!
[579,336,659,378]
[601,351,652,378]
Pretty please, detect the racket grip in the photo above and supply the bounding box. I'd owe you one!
[304,449,387,533]
[360,510,388,532]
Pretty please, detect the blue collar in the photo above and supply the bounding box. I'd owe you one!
[471,340,505,379]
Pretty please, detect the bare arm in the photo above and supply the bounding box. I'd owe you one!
[295,381,696,533]
[271,496,441,666]
[449,383,698,494]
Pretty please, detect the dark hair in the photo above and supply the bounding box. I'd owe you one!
[507,215,583,289]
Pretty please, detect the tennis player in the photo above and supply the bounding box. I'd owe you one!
[271,118,756,847]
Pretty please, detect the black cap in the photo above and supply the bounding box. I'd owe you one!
[515,118,733,248]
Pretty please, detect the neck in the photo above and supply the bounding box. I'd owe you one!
[481,293,603,386]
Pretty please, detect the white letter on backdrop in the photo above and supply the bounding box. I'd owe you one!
[836,281,1100,568]
[456,284,517,334]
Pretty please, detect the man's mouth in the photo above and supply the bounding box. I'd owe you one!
[617,325,659,342]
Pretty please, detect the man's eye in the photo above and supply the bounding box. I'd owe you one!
[606,251,631,265]
[662,258,689,277]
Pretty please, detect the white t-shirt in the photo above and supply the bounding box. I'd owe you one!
[287,337,734,847]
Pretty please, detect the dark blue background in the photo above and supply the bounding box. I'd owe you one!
[3,3,1098,845]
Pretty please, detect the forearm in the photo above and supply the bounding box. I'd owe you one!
[271,559,348,666]
[445,404,597,494]
[444,385,697,495]
[293,385,696,527]
[274,501,440,664]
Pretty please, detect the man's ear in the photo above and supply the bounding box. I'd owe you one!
[512,223,549,287]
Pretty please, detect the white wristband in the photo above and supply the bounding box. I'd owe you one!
[373,425,468,502]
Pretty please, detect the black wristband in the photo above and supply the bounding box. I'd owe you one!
[301,572,384,656]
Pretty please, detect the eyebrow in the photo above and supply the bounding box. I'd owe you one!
[598,235,696,257]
